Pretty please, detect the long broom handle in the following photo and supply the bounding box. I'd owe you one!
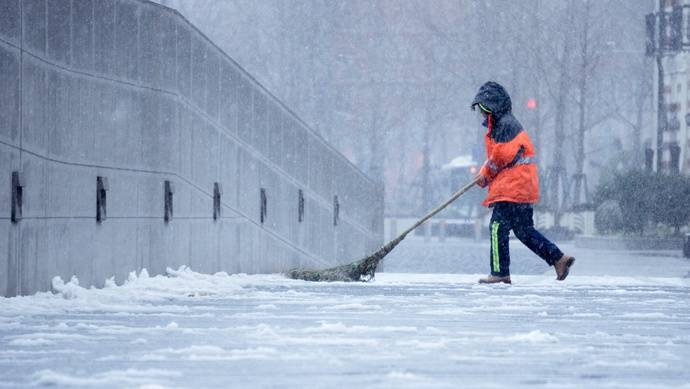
[345,176,480,280]
[359,176,480,270]
[398,176,481,239]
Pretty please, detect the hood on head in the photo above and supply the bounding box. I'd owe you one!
[470,81,512,117]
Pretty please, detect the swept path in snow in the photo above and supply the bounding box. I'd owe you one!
[0,267,689,388]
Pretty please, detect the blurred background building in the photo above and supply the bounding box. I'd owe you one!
[648,0,690,175]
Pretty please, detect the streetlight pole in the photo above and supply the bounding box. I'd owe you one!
[656,53,666,172]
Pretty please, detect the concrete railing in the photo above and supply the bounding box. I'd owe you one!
[0,0,383,296]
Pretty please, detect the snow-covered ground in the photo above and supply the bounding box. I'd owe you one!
[1,243,690,388]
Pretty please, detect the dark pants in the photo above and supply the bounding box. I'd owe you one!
[489,202,563,277]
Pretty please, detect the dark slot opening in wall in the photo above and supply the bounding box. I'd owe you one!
[645,13,655,56]
[260,188,267,224]
[670,142,681,174]
[645,147,654,171]
[96,176,109,223]
[298,189,305,223]
[11,171,23,224]
[164,180,174,223]
[670,5,683,51]
[333,195,340,226]
[213,182,222,221]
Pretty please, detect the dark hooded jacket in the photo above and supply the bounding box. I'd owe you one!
[471,81,522,142]
[471,81,540,206]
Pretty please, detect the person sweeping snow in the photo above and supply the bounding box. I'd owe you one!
[288,82,575,284]
[471,81,575,284]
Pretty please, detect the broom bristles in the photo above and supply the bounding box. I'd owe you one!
[286,235,404,282]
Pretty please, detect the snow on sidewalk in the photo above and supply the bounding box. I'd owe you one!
[0,267,689,388]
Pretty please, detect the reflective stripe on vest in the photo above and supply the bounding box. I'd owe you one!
[489,156,535,175]
[487,160,500,173]
[513,156,536,166]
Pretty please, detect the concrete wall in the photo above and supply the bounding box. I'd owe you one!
[0,0,383,296]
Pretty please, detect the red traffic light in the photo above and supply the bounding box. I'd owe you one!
[527,98,537,110]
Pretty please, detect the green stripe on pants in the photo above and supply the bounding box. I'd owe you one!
[492,222,500,273]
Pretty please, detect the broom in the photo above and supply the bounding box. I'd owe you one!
[287,176,480,282]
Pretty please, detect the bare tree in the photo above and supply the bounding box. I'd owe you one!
[162,0,653,221]
[529,1,576,225]
[571,0,610,205]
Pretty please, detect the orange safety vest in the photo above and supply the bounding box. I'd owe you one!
[478,116,540,207]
